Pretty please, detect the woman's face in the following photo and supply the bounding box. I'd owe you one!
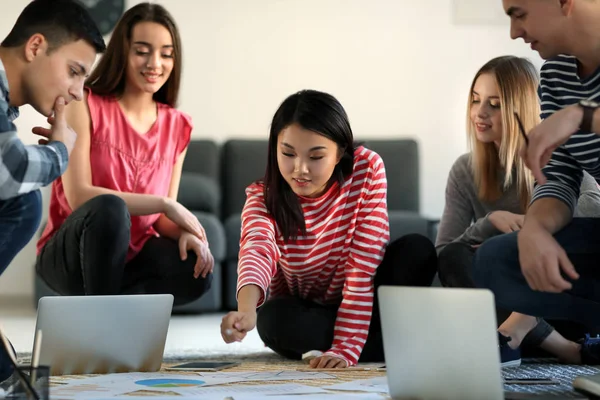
[276,123,342,198]
[126,21,174,95]
[470,72,503,146]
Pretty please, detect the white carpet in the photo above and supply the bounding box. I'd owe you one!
[5,310,283,362]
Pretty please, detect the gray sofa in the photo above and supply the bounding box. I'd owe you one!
[33,138,438,312]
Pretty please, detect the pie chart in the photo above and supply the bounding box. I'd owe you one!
[134,378,206,387]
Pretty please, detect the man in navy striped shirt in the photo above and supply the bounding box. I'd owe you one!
[474,0,600,364]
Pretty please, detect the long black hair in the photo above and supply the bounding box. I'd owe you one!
[263,89,356,242]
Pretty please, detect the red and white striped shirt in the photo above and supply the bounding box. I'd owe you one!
[237,146,390,365]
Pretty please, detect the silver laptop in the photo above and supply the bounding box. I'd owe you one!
[378,286,504,400]
[34,294,173,376]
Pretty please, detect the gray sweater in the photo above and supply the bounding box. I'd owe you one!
[435,153,600,252]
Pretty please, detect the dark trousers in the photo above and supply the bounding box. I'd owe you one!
[255,233,438,362]
[35,194,211,306]
[472,219,600,341]
[438,242,564,349]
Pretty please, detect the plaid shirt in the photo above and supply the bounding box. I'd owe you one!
[0,59,68,200]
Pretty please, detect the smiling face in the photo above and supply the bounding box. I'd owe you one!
[470,72,503,146]
[125,21,174,95]
[502,0,571,59]
[21,36,96,116]
[276,123,343,198]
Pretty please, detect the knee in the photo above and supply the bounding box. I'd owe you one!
[85,195,130,231]
[194,271,213,296]
[15,190,42,234]
[389,233,436,262]
[256,299,288,344]
[437,242,470,274]
[472,232,519,289]
[175,270,213,306]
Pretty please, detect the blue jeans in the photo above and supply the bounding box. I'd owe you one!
[0,190,41,382]
[472,218,600,329]
[0,190,42,275]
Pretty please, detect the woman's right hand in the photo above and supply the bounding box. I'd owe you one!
[221,311,257,343]
[163,198,205,240]
[488,211,525,233]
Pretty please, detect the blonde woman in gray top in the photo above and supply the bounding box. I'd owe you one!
[437,56,600,367]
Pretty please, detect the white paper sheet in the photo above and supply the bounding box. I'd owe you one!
[324,376,389,394]
[50,371,334,399]
[233,394,386,400]
[68,391,385,400]
[198,370,336,385]
[51,373,235,399]
[54,383,327,399]
[137,382,327,396]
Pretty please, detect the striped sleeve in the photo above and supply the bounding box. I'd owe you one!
[530,147,583,212]
[236,185,281,307]
[531,59,585,212]
[324,151,390,366]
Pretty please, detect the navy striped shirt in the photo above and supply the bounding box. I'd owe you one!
[533,55,600,212]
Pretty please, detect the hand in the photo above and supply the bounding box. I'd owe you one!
[220,311,257,343]
[520,104,583,185]
[309,355,348,369]
[164,199,205,240]
[31,97,77,154]
[179,231,213,279]
[488,211,525,233]
[517,222,579,293]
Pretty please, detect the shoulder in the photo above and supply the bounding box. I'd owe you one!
[245,181,265,201]
[450,153,472,174]
[446,153,473,183]
[353,145,384,175]
[161,104,193,130]
[540,55,578,81]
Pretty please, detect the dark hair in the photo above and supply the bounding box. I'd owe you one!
[85,3,182,107]
[1,0,105,53]
[264,89,356,242]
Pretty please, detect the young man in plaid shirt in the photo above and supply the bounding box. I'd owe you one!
[0,0,105,383]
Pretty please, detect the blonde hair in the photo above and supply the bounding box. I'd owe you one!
[467,56,539,212]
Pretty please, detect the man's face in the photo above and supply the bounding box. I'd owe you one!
[22,36,96,116]
[502,0,571,59]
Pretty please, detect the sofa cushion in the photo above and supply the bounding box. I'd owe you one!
[182,140,220,180]
[362,139,419,212]
[388,210,430,243]
[224,214,242,260]
[193,211,227,261]
[178,172,221,215]
[221,140,268,219]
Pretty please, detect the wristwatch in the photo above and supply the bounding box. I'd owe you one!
[578,99,600,133]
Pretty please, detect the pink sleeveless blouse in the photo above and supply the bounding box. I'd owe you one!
[37,88,192,261]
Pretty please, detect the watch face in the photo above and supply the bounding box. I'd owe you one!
[79,0,125,36]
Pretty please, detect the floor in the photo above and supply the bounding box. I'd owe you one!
[0,296,271,358]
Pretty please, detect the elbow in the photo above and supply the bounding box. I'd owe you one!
[64,186,94,211]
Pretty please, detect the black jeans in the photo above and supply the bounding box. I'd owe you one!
[473,219,600,340]
[36,194,212,306]
[256,233,438,362]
